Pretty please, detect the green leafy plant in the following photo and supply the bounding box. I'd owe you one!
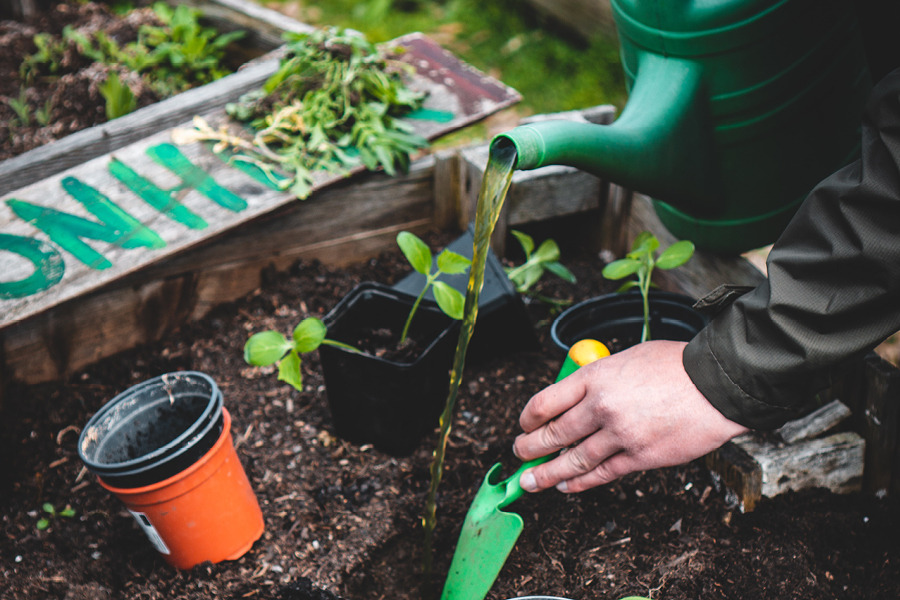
[504,229,576,293]
[23,2,243,104]
[244,317,358,392]
[396,231,471,343]
[6,88,32,127]
[175,27,428,199]
[19,32,67,80]
[601,231,695,343]
[36,502,75,531]
[99,71,137,120]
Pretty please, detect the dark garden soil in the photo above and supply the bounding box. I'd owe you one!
[1,226,899,600]
[0,1,247,162]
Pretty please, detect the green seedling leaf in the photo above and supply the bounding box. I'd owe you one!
[42,503,55,515]
[244,331,292,366]
[514,264,544,291]
[656,240,696,269]
[602,258,641,280]
[510,229,534,257]
[630,230,658,254]
[436,249,472,275]
[59,507,76,518]
[277,350,303,391]
[532,238,561,263]
[432,281,465,320]
[397,231,432,275]
[36,518,50,530]
[99,71,137,120]
[293,317,327,353]
[545,261,577,283]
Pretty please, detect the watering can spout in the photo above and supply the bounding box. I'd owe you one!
[492,53,719,212]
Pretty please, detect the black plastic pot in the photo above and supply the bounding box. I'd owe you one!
[77,371,224,488]
[320,282,458,456]
[550,290,709,354]
[392,225,538,362]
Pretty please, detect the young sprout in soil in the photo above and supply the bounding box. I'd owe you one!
[99,71,137,120]
[35,502,75,531]
[396,231,471,343]
[243,317,357,392]
[505,229,576,313]
[601,230,695,342]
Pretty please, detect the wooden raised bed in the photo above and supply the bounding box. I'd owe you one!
[0,19,521,402]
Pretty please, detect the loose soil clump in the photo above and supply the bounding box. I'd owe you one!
[1,229,898,599]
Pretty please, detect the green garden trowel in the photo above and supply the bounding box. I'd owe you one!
[440,339,609,600]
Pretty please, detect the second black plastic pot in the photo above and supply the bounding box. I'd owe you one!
[319,282,459,456]
[550,290,709,353]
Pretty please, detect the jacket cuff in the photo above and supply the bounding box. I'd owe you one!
[683,328,801,430]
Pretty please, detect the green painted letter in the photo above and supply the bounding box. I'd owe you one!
[7,178,166,270]
[108,157,208,230]
[0,233,65,298]
[146,143,248,212]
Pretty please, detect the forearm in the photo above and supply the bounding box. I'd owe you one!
[684,68,900,430]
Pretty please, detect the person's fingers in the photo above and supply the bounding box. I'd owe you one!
[555,453,637,493]
[513,396,604,462]
[518,372,587,433]
[518,430,622,492]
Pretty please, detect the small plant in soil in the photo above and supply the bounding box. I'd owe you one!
[601,230,695,342]
[505,229,576,312]
[34,502,75,531]
[2,1,246,159]
[243,317,357,392]
[173,26,428,199]
[396,231,471,343]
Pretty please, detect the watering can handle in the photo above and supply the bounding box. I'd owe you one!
[498,339,609,510]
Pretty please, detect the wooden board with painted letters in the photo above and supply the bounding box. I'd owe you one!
[0,33,520,387]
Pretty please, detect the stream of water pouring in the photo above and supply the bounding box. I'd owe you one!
[422,142,517,587]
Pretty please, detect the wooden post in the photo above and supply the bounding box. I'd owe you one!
[706,399,865,512]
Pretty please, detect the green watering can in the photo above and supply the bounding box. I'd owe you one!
[492,0,872,253]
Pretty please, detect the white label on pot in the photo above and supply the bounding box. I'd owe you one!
[129,510,171,555]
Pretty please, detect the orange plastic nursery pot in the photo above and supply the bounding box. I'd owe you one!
[97,408,263,569]
[78,372,263,569]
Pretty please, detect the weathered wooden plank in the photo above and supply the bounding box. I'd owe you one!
[777,399,852,444]
[706,440,763,512]
[738,431,865,499]
[0,158,437,384]
[707,399,864,511]
[0,33,520,333]
[858,353,900,496]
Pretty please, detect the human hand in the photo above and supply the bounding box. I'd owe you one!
[513,340,749,493]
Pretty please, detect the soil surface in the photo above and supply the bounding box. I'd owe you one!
[0,1,243,161]
[1,227,899,600]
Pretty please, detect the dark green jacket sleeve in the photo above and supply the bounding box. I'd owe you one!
[683,68,900,430]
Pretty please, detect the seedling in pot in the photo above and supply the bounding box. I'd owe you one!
[505,229,576,313]
[244,317,357,392]
[35,502,75,531]
[396,231,471,343]
[601,231,695,343]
